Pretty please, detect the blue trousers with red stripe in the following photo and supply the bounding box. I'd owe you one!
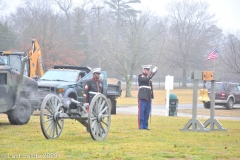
[138,99,151,129]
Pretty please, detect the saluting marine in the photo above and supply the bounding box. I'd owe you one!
[138,65,158,130]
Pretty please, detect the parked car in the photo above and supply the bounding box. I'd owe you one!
[203,81,240,110]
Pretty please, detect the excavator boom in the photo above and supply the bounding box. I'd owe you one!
[28,39,44,78]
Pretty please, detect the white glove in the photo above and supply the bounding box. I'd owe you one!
[84,103,89,112]
[152,66,158,73]
[84,103,89,106]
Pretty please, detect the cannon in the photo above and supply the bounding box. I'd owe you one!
[39,93,111,140]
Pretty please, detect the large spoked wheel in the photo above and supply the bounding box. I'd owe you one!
[40,94,64,139]
[88,94,111,140]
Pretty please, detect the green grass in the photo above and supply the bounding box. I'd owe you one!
[1,114,240,159]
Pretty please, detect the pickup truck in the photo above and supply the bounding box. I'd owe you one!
[37,66,121,114]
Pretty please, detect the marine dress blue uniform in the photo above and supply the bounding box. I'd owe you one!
[138,65,157,130]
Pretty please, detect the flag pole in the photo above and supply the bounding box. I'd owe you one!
[213,59,215,71]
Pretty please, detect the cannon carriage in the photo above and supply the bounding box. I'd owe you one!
[39,93,111,140]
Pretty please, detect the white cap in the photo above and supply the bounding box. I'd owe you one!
[92,68,101,74]
[141,65,152,69]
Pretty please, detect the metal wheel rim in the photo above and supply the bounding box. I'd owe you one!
[88,94,111,140]
[40,94,64,139]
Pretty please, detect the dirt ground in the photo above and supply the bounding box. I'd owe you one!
[178,106,240,117]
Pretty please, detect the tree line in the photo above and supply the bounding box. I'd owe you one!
[0,0,239,97]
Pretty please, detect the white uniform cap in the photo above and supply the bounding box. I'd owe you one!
[141,65,152,69]
[92,68,101,74]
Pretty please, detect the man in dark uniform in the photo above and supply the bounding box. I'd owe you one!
[83,68,103,103]
[83,68,103,132]
[138,65,157,130]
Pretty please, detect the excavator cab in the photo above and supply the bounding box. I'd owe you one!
[0,51,29,76]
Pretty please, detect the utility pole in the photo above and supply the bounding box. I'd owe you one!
[92,7,104,68]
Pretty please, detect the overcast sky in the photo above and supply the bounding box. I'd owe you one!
[2,0,240,32]
[140,0,240,32]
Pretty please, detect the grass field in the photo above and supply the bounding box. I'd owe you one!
[0,114,240,159]
[1,89,240,159]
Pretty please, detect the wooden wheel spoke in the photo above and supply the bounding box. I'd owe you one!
[43,112,53,117]
[48,121,54,136]
[92,110,97,117]
[46,106,54,115]
[45,120,53,131]
[51,123,55,138]
[100,101,106,111]
[55,122,59,136]
[51,123,56,138]
[44,117,53,123]
[101,120,108,126]
[57,120,63,129]
[95,101,99,114]
[91,120,97,131]
[93,122,98,134]
[91,117,97,120]
[40,94,64,139]
[99,122,106,133]
[100,106,108,114]
[97,123,102,137]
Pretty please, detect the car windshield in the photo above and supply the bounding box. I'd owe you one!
[205,83,225,91]
[40,70,79,82]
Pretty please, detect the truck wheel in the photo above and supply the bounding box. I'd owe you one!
[109,98,116,114]
[203,102,210,109]
[225,98,234,110]
[7,97,31,125]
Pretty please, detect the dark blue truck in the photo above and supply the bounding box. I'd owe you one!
[37,66,121,114]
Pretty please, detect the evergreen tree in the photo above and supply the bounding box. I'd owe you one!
[104,0,141,21]
[0,22,16,50]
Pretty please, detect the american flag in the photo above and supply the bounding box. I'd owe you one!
[207,49,218,60]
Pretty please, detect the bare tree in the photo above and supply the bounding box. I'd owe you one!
[8,0,86,69]
[101,12,165,97]
[220,33,240,74]
[104,0,141,45]
[55,0,73,31]
[165,0,221,87]
[0,0,6,11]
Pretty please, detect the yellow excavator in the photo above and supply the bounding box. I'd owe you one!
[27,39,44,79]
[0,39,44,79]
